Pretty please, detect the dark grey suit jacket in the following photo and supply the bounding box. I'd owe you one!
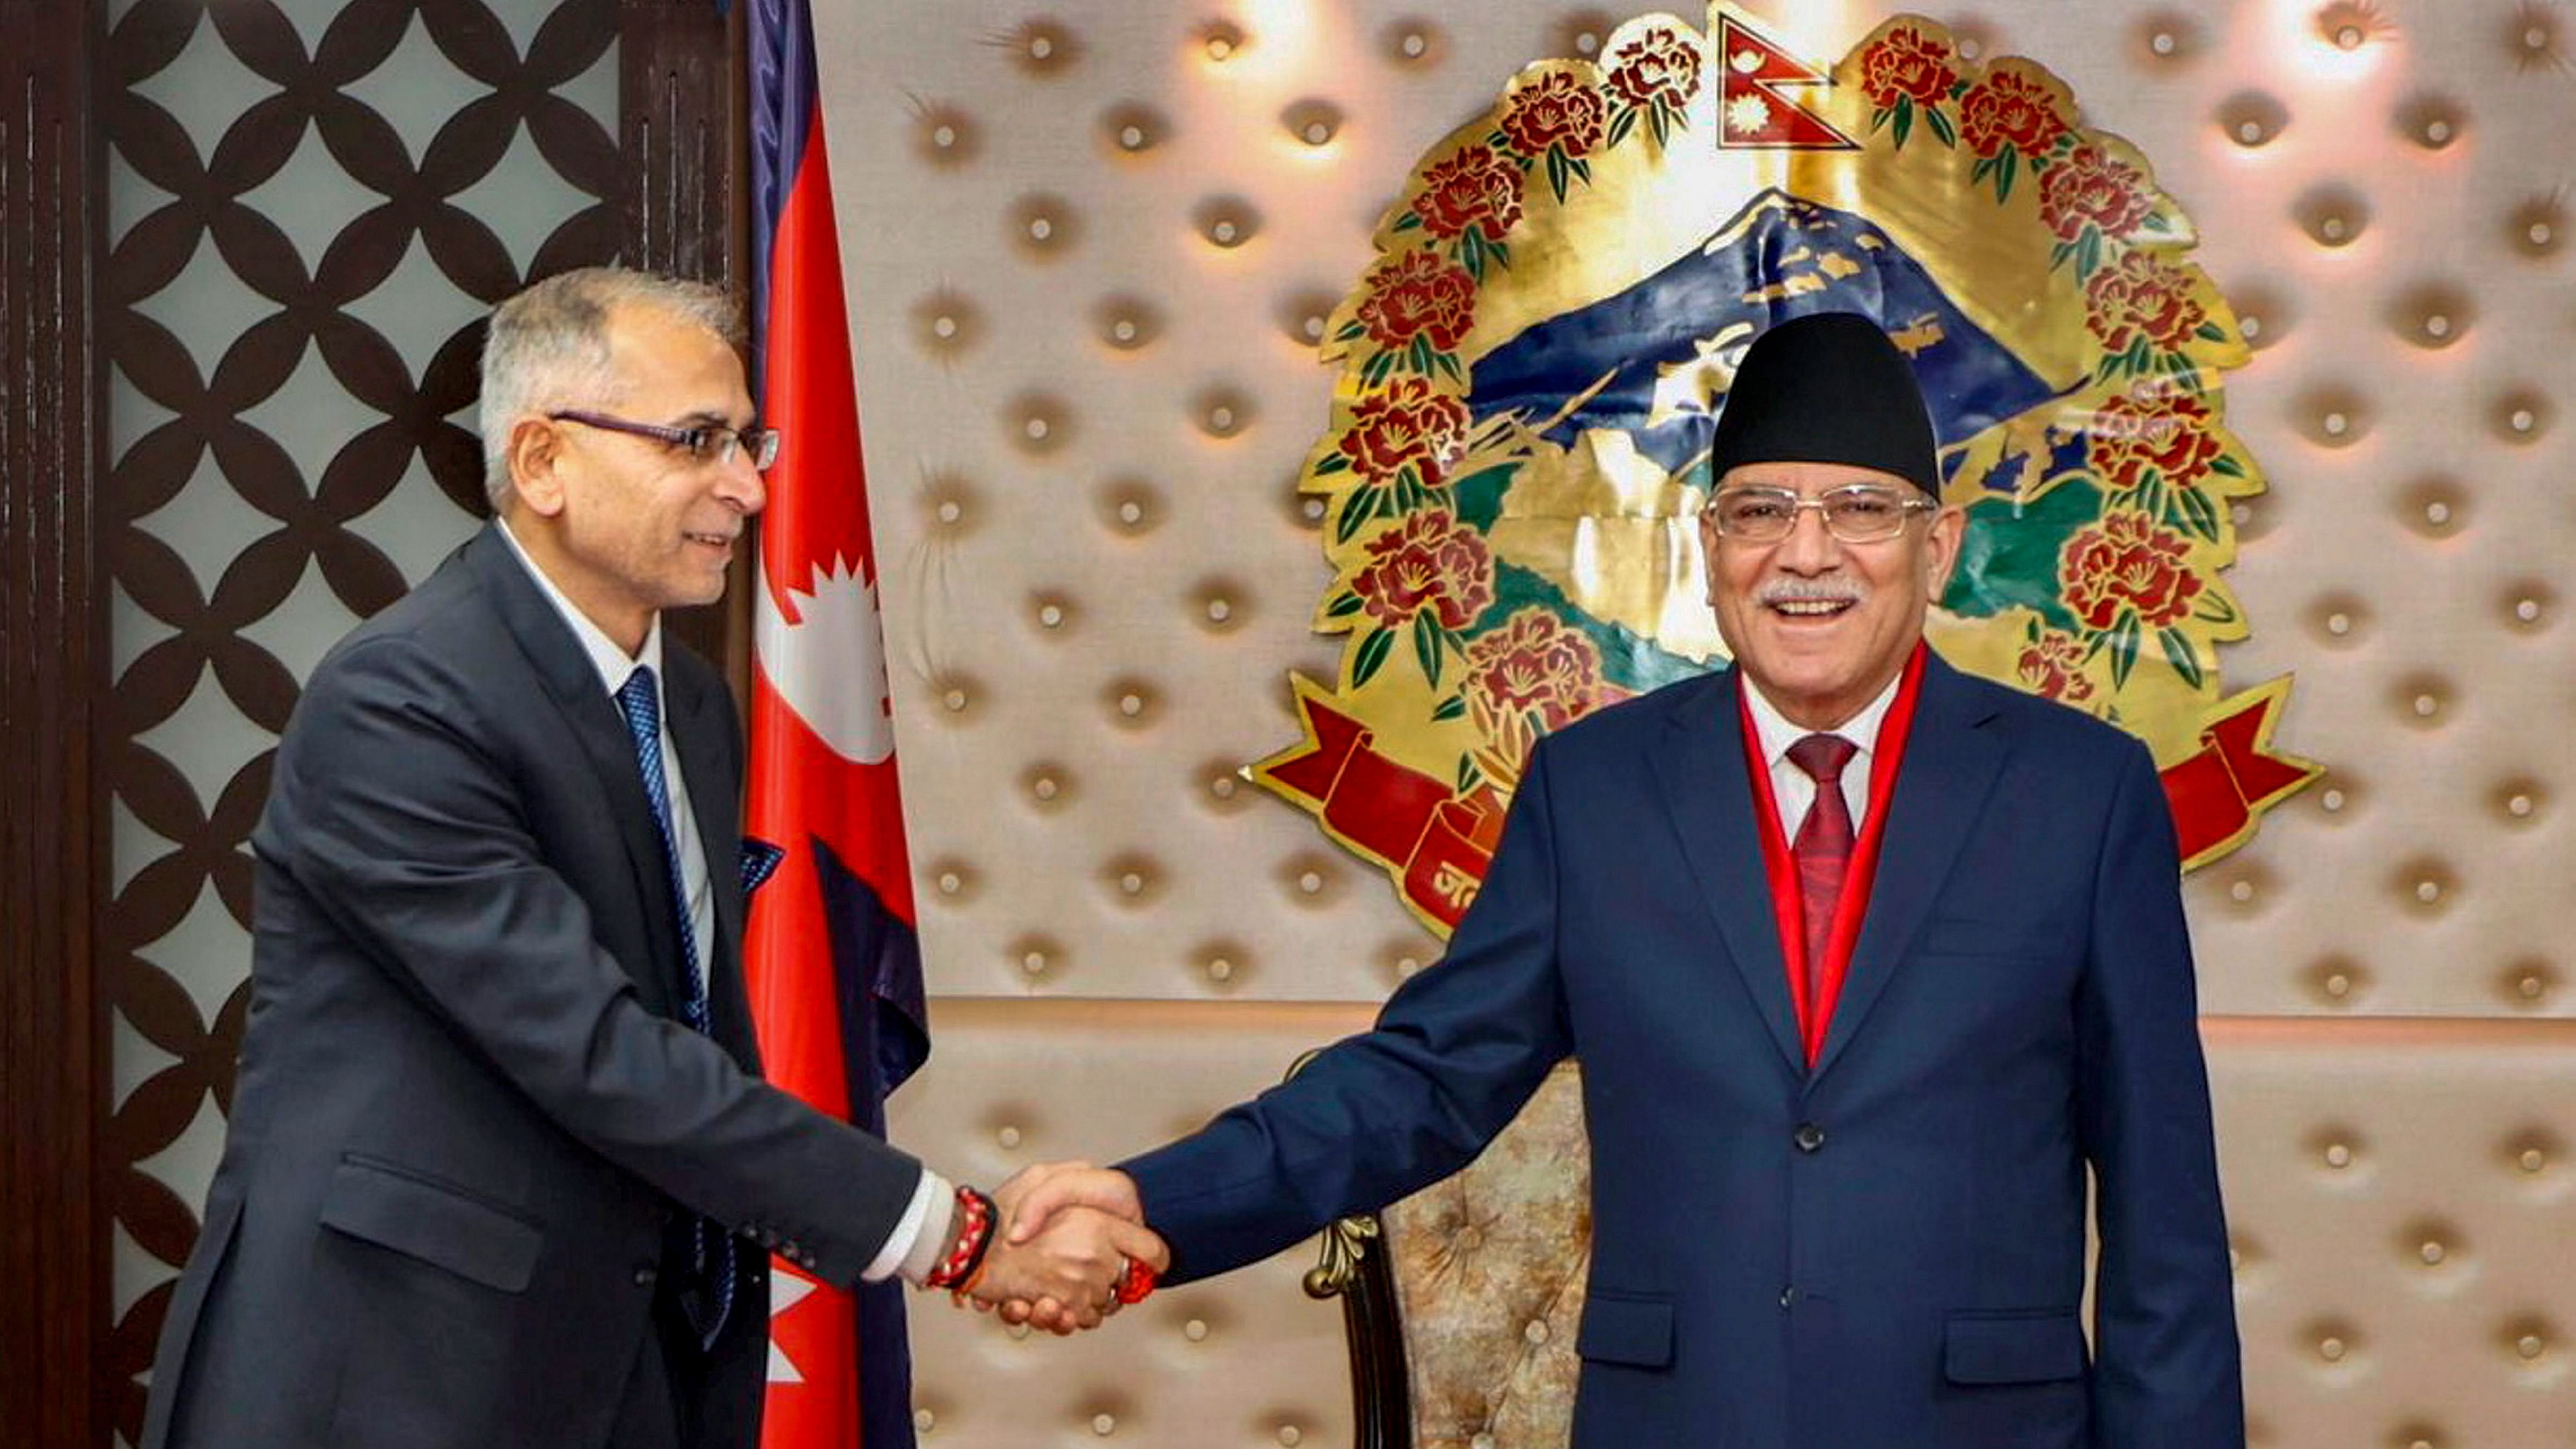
[140,524,924,1449]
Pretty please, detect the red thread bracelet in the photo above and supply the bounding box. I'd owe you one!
[923,1186,994,1292]
[1114,1254,1157,1305]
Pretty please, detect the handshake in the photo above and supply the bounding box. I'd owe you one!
[934,1162,1162,1335]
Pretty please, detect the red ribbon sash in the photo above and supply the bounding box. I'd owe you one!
[1739,644,1927,1067]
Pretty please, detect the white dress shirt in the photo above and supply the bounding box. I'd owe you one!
[495,522,949,1283]
[1740,669,1906,841]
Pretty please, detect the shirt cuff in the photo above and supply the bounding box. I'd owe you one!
[862,1168,950,1285]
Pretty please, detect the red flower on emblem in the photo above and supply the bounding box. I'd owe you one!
[1358,250,1478,353]
[2061,513,2204,630]
[1411,144,1525,242]
[1958,61,2071,159]
[1859,25,1958,110]
[1340,379,1473,484]
[1606,27,1703,110]
[1499,71,1608,157]
[1351,510,1494,631]
[2087,393,2221,494]
[2040,144,2153,240]
[1465,609,1612,731]
[2016,630,2097,705]
[2085,251,2206,354]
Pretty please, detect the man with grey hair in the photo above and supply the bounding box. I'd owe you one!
[140,267,1163,1449]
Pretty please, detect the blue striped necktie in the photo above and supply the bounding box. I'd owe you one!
[614,665,734,1346]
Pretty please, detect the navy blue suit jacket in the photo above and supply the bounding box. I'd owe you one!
[1124,652,2242,1448]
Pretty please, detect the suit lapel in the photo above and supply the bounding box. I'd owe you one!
[1811,653,2007,1082]
[1649,671,1806,1076]
[463,526,685,1017]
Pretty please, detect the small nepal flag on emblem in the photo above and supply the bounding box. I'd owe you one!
[1716,13,1858,149]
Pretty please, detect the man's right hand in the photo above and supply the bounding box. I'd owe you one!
[989,1162,1151,1333]
[967,1206,1165,1333]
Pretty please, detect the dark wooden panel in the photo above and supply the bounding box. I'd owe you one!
[621,0,743,288]
[0,0,105,1442]
[623,0,749,677]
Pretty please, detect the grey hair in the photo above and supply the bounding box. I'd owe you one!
[477,267,744,507]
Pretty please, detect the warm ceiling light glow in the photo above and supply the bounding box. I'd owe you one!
[1191,2,1316,75]
[1241,0,1318,53]
[2313,0,2395,50]
[2273,0,2391,79]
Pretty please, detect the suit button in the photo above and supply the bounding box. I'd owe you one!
[1779,1286,1799,1307]
[1793,1122,1826,1153]
[633,1264,658,1287]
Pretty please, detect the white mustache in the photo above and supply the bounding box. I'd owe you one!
[1757,580,1865,606]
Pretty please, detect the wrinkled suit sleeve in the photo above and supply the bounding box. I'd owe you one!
[2079,741,2246,1447]
[268,634,922,1287]
[1120,737,1576,1283]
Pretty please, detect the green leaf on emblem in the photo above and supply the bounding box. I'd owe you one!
[1335,485,1381,544]
[2108,613,2141,689]
[1352,625,1397,687]
[2158,626,2205,689]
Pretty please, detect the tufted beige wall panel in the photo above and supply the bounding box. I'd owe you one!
[2216,1019,2576,1447]
[890,1000,1372,1448]
[815,1,2575,1445]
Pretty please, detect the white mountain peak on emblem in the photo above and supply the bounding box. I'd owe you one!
[755,551,896,765]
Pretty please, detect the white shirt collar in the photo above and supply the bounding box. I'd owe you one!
[1741,665,1904,769]
[494,517,665,696]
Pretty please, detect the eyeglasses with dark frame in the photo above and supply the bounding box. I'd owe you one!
[1702,482,1937,544]
[548,409,782,472]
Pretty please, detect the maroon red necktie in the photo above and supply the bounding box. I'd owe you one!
[1787,734,1858,1013]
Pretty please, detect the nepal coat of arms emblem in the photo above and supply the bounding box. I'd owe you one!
[1254,7,2323,935]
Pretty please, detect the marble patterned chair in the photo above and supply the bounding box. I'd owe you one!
[1306,1061,1591,1449]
